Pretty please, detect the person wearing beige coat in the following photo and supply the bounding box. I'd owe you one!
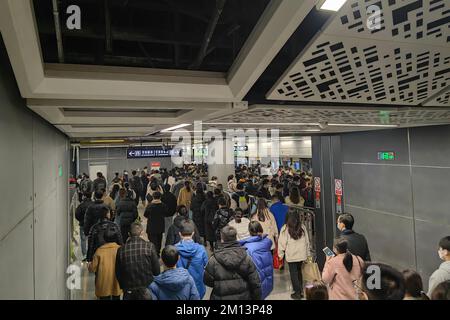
[88,242,122,299]
[177,182,194,211]
[251,199,278,250]
[277,210,311,300]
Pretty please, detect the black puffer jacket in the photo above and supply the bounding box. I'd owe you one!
[165,215,201,246]
[202,197,218,242]
[83,200,108,236]
[191,193,206,237]
[161,191,177,217]
[212,208,234,241]
[116,198,138,227]
[204,241,261,300]
[75,198,93,227]
[87,218,123,262]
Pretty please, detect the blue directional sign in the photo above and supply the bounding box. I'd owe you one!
[127,147,181,159]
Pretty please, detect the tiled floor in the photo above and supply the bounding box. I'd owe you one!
[70,203,296,300]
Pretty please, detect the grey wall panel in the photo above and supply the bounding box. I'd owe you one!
[79,160,89,176]
[34,192,58,299]
[343,163,413,217]
[0,214,35,299]
[79,148,89,160]
[88,148,107,159]
[341,129,409,164]
[346,205,416,271]
[414,220,450,291]
[410,126,450,167]
[33,119,58,209]
[411,167,450,226]
[108,147,126,158]
[0,85,33,240]
[107,159,127,181]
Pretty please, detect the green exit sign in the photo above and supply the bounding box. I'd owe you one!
[378,151,395,160]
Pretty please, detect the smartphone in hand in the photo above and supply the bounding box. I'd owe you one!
[322,246,336,257]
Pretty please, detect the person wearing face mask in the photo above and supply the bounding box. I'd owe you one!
[428,236,450,297]
[336,213,371,262]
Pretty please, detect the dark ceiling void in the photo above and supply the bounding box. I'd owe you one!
[33,0,270,72]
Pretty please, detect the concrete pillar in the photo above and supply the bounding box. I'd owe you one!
[207,138,235,186]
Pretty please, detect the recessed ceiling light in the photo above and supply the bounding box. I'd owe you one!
[317,0,348,12]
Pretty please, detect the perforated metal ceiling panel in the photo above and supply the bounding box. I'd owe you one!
[267,0,450,106]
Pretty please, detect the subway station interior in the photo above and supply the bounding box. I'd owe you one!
[0,0,450,302]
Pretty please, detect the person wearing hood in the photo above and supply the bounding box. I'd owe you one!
[144,191,169,256]
[239,221,274,299]
[204,226,262,300]
[149,245,200,300]
[175,221,208,299]
[165,205,201,246]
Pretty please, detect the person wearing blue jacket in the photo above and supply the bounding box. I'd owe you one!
[175,220,209,299]
[149,245,200,300]
[239,221,274,299]
[270,193,289,232]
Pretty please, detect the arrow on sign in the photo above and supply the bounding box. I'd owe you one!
[128,151,135,156]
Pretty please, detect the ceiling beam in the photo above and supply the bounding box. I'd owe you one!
[227,0,317,100]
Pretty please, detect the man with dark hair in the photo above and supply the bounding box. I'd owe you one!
[149,245,200,300]
[112,172,122,185]
[75,192,93,261]
[360,263,405,300]
[337,213,371,261]
[84,190,108,236]
[93,172,107,193]
[175,220,208,299]
[87,206,123,262]
[144,191,169,256]
[231,183,250,216]
[165,205,201,246]
[258,179,271,200]
[270,193,289,232]
[204,226,261,300]
[115,222,160,300]
[129,170,143,206]
[212,197,234,242]
[428,236,450,296]
[80,174,93,195]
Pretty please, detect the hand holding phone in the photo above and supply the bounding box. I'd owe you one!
[322,246,335,257]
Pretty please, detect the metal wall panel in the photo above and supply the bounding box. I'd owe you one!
[346,205,416,271]
[341,129,409,165]
[410,126,450,167]
[343,163,413,217]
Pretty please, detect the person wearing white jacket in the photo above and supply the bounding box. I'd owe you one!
[227,208,251,240]
[278,210,311,300]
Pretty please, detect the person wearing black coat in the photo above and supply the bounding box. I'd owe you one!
[213,198,234,242]
[116,189,139,242]
[191,183,206,239]
[140,171,149,204]
[161,184,177,236]
[86,206,123,262]
[204,226,261,300]
[75,192,93,260]
[165,207,201,246]
[337,213,371,261]
[202,191,218,250]
[144,192,169,256]
[83,191,108,236]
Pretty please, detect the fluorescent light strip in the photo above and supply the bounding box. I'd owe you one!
[328,123,398,127]
[319,0,348,12]
[160,123,191,132]
[205,122,320,126]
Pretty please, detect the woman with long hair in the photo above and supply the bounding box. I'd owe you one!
[201,191,218,251]
[278,209,310,300]
[251,198,278,250]
[322,237,364,300]
[285,186,305,206]
[177,180,193,211]
[227,208,251,240]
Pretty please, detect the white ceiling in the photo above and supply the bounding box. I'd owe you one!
[1,0,450,140]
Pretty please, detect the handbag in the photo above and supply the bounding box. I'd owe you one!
[273,242,283,270]
[302,256,321,283]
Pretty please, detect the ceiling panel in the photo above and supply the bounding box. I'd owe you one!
[267,0,450,106]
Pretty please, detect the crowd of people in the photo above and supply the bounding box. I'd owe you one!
[74,163,450,301]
